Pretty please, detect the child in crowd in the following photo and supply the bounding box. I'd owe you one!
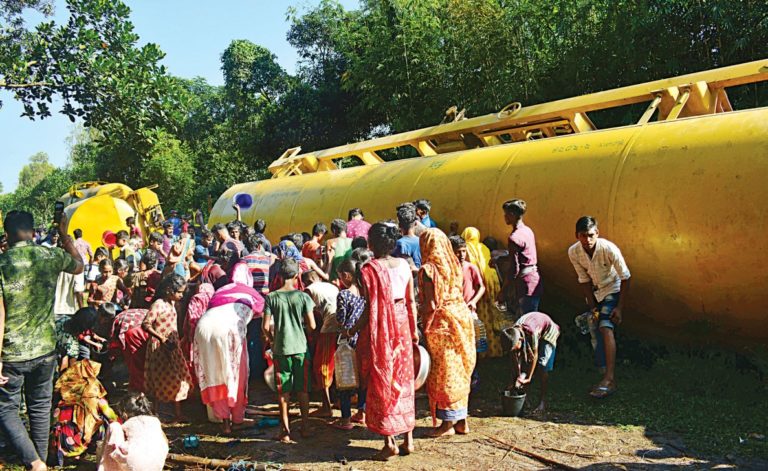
[126,251,161,309]
[262,258,317,443]
[91,303,119,371]
[113,259,131,307]
[253,218,272,253]
[65,307,106,360]
[161,222,176,265]
[115,231,136,269]
[147,232,166,271]
[414,198,437,228]
[129,234,143,261]
[87,247,110,282]
[98,392,169,471]
[351,236,368,251]
[302,223,327,263]
[330,258,367,430]
[504,311,560,413]
[450,236,486,311]
[95,303,118,343]
[244,233,275,295]
[324,219,352,282]
[303,270,340,418]
[394,203,422,272]
[194,229,214,264]
[166,230,195,279]
[451,235,486,389]
[88,259,128,308]
[126,216,142,238]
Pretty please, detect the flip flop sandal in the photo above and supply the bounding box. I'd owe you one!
[590,385,616,399]
[328,421,354,431]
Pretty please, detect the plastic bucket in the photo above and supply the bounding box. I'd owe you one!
[501,391,526,417]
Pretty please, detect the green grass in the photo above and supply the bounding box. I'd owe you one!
[475,334,768,460]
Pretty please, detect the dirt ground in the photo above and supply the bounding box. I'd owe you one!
[2,362,766,471]
[153,382,765,471]
[2,312,767,470]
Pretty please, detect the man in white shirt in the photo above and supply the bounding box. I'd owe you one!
[567,216,631,399]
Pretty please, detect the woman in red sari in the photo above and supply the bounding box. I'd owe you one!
[111,308,150,391]
[181,283,215,382]
[347,222,418,460]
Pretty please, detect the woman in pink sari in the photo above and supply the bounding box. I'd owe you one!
[193,261,264,433]
[347,222,418,460]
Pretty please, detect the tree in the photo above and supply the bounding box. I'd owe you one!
[139,130,195,212]
[222,40,288,107]
[65,124,99,182]
[1,0,188,153]
[18,151,54,188]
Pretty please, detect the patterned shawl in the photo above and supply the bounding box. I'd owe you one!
[419,229,466,331]
[55,360,110,443]
[359,259,403,434]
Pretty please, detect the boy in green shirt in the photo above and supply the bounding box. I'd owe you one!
[262,258,316,443]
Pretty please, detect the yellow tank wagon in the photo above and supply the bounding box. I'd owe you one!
[59,182,165,255]
[211,60,768,342]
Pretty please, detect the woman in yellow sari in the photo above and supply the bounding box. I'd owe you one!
[419,229,476,437]
[51,360,118,466]
[461,227,504,357]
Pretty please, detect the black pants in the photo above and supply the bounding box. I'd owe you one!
[0,352,57,466]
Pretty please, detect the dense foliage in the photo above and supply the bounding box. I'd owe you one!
[1,0,767,224]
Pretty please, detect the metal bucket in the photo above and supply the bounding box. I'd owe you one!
[414,344,431,390]
[264,364,277,392]
[501,391,526,417]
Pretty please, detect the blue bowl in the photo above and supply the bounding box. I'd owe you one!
[234,193,254,209]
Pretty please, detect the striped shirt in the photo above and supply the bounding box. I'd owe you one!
[244,252,271,294]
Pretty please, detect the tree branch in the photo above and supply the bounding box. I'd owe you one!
[0,81,51,89]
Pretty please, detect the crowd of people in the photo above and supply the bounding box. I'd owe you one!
[0,196,631,468]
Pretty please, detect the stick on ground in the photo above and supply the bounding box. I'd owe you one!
[167,452,300,470]
[482,435,578,470]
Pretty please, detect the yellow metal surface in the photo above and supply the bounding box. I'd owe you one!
[63,195,135,256]
[211,60,768,342]
[59,182,133,205]
[267,59,767,178]
[59,182,165,251]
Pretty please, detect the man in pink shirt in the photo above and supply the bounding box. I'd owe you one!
[500,199,543,316]
[504,311,560,413]
[345,208,371,240]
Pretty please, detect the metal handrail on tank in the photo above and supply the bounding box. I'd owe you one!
[269,59,768,178]
[214,59,768,342]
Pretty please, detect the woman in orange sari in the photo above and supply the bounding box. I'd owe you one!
[347,222,417,460]
[419,229,477,437]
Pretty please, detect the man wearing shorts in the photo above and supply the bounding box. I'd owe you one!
[568,216,631,399]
